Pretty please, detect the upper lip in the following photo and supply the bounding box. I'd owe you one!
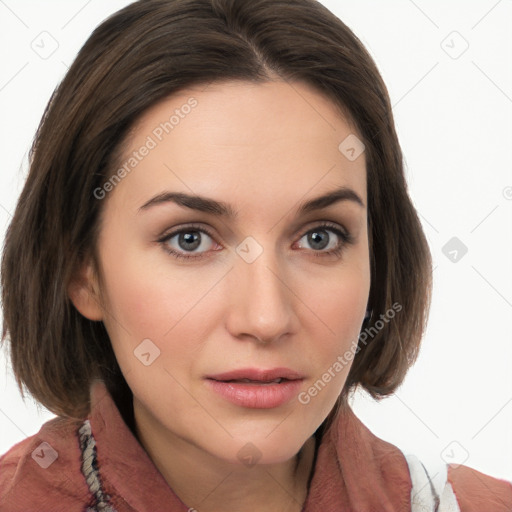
[206,367,304,382]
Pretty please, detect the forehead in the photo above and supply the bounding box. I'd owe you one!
[106,79,366,215]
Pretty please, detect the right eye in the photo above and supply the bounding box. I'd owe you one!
[157,224,222,260]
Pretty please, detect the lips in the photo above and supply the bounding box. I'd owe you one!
[205,367,305,408]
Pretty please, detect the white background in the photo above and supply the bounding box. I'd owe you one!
[1,0,511,482]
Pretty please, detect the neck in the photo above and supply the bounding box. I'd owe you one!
[133,408,317,512]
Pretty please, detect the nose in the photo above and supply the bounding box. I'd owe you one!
[224,243,296,344]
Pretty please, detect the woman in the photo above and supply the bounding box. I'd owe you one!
[1,0,511,510]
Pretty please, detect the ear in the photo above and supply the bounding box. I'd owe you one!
[68,258,104,322]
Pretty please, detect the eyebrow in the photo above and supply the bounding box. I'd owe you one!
[137,185,365,218]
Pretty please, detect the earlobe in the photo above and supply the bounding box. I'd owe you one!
[67,261,104,322]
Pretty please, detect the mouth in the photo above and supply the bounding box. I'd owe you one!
[206,367,304,383]
[205,368,305,409]
[219,378,287,384]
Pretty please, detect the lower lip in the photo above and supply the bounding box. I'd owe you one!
[206,379,303,408]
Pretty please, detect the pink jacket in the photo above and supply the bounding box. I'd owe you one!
[1,379,511,511]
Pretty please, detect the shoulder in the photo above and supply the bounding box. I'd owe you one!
[0,415,94,512]
[447,463,512,512]
[332,407,512,511]
[404,453,512,512]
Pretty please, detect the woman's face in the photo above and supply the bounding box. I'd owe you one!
[78,80,370,465]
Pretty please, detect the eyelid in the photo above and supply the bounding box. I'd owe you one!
[296,219,350,240]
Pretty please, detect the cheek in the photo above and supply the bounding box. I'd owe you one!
[97,235,223,369]
[332,277,368,342]
[303,259,370,343]
[296,260,370,409]
[311,285,366,384]
[293,281,368,436]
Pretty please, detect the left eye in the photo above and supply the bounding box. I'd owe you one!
[296,226,347,253]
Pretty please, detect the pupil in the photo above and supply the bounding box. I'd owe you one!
[309,230,328,250]
[179,231,201,251]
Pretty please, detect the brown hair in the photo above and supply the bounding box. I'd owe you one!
[1,0,432,435]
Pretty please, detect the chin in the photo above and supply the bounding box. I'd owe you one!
[211,432,310,468]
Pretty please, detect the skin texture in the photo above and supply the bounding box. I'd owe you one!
[69,80,370,512]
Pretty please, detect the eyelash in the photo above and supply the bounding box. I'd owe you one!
[157,222,354,261]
